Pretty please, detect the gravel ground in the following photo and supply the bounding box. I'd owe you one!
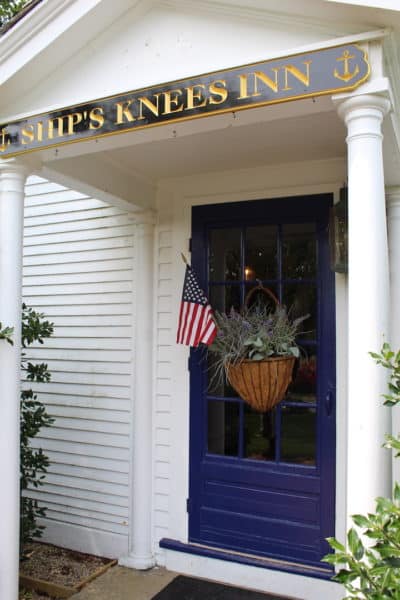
[19,542,113,599]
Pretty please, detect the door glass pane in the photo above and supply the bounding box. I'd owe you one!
[287,350,317,404]
[245,225,277,281]
[208,400,239,456]
[245,283,278,312]
[209,229,241,281]
[280,406,316,465]
[210,284,241,312]
[283,284,317,340]
[244,404,275,461]
[282,223,316,279]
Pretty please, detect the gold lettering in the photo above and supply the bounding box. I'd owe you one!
[89,107,105,130]
[163,89,184,115]
[37,121,44,142]
[208,80,228,105]
[21,124,35,145]
[47,117,64,139]
[185,84,207,110]
[138,95,160,120]
[0,129,10,152]
[281,61,311,91]
[253,70,279,95]
[67,112,83,135]
[238,74,250,99]
[115,100,136,124]
[237,70,278,98]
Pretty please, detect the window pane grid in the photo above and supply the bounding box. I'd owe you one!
[206,222,318,467]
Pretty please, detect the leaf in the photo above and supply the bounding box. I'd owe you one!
[394,483,400,503]
[348,528,364,560]
[333,569,359,584]
[326,537,346,552]
[352,514,370,529]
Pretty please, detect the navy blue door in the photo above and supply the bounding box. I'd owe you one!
[189,195,335,571]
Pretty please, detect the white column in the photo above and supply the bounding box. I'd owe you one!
[337,94,391,520]
[120,211,156,570]
[387,188,400,484]
[0,159,28,600]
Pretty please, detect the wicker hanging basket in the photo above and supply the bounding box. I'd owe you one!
[225,283,296,412]
[226,355,296,413]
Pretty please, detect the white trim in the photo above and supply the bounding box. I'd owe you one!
[163,549,343,600]
[39,518,128,558]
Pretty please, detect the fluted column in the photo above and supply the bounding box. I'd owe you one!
[119,210,156,570]
[387,188,400,483]
[0,159,28,600]
[337,94,391,520]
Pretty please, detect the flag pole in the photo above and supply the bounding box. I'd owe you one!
[181,252,189,265]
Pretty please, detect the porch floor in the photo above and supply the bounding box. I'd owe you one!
[70,565,176,600]
[69,565,297,599]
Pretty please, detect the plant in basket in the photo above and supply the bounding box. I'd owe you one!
[208,287,309,412]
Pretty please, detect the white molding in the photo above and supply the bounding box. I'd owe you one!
[163,549,343,600]
[383,34,400,155]
[39,518,128,558]
[158,0,379,36]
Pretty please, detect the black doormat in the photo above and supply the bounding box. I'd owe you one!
[151,575,294,600]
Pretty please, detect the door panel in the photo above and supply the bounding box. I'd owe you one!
[189,195,336,570]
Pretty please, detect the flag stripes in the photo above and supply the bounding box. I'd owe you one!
[176,265,217,347]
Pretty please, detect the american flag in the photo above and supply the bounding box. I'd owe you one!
[176,265,217,347]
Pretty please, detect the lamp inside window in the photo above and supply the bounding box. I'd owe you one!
[329,187,348,274]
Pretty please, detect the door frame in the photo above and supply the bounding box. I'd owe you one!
[188,193,336,570]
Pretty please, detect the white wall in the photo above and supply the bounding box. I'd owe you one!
[22,175,136,558]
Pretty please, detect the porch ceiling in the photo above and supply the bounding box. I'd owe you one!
[39,96,400,211]
[96,110,347,181]
[39,97,349,210]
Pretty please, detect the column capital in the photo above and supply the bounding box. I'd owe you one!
[0,159,29,194]
[336,93,391,125]
[0,157,29,177]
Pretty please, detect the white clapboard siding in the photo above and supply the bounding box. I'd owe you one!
[154,227,173,553]
[22,175,135,558]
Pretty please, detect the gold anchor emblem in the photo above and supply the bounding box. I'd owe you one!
[334,50,360,82]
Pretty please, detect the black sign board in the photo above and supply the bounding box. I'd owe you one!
[0,43,369,158]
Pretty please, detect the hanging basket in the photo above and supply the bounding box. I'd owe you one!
[225,355,296,413]
[224,282,296,412]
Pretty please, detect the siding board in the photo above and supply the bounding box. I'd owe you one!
[22,176,135,556]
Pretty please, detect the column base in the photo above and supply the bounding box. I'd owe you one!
[118,553,156,570]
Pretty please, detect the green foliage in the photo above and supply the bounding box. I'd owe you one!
[0,321,14,344]
[209,303,308,385]
[323,343,400,599]
[0,0,30,27]
[20,304,54,546]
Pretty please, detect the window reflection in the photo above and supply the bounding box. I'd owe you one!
[287,352,317,403]
[209,284,241,313]
[281,406,316,465]
[208,401,239,456]
[282,223,316,279]
[209,229,241,282]
[245,225,278,281]
[283,284,316,340]
[244,405,275,462]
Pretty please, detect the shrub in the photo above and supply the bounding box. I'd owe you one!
[20,304,55,546]
[322,343,400,599]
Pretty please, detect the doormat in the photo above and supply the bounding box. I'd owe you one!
[151,575,295,600]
